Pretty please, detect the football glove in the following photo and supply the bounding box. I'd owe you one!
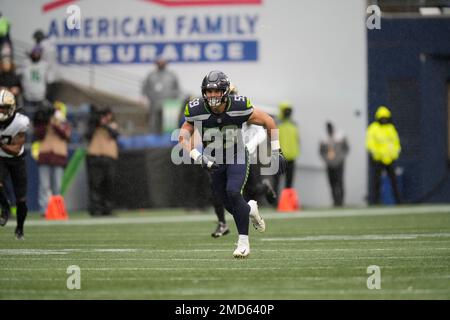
[199,154,219,171]
[190,149,219,171]
[271,149,287,176]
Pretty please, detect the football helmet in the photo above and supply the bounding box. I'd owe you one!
[201,70,230,107]
[0,89,16,122]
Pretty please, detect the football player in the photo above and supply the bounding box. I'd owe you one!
[209,84,277,238]
[0,89,30,240]
[179,71,287,258]
[208,83,240,239]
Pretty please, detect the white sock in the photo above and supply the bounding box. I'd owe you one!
[238,235,249,245]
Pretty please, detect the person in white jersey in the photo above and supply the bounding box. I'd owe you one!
[0,89,30,240]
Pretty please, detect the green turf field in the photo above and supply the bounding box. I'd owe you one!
[0,205,449,300]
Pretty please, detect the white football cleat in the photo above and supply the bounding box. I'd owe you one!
[233,238,250,259]
[248,200,265,232]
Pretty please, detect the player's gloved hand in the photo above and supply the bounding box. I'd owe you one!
[270,140,287,176]
[200,154,219,171]
[271,149,287,175]
[190,149,219,171]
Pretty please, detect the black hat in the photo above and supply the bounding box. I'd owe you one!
[33,29,46,42]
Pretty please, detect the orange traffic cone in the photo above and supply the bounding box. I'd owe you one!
[45,195,69,220]
[277,188,301,212]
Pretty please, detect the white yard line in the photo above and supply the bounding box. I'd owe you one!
[0,288,448,298]
[10,205,450,227]
[262,232,450,242]
[1,247,449,260]
[0,248,138,255]
[0,255,448,262]
[1,275,449,282]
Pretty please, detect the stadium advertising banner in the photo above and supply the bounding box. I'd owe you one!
[44,0,261,64]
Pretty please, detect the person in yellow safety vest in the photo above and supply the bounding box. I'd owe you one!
[366,105,402,204]
[275,101,300,194]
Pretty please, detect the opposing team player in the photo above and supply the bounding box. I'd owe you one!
[178,71,286,258]
[0,89,30,240]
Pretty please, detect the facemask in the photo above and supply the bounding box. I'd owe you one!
[208,97,223,107]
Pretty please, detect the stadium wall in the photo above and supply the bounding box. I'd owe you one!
[368,17,450,203]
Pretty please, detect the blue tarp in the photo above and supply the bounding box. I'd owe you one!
[118,133,176,150]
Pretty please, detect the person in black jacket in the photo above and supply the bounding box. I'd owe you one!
[85,106,119,216]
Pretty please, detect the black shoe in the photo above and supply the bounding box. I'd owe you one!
[15,227,24,240]
[211,222,230,238]
[0,207,10,227]
[262,179,277,205]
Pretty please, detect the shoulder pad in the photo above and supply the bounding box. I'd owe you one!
[229,95,253,111]
[184,98,210,122]
[1,113,30,132]
[226,95,253,118]
[15,113,31,132]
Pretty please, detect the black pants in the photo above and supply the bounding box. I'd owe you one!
[86,155,117,216]
[370,159,402,205]
[274,160,296,195]
[327,164,344,207]
[0,155,27,201]
[0,155,28,230]
[243,163,267,202]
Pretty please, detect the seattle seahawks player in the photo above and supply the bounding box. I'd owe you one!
[178,71,287,258]
[0,89,30,240]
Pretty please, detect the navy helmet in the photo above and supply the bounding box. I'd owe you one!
[201,70,231,107]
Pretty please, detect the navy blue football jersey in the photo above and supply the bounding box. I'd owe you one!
[184,95,253,152]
